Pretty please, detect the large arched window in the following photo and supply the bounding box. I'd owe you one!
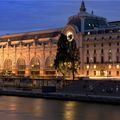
[30,56,40,70]
[45,56,55,69]
[17,58,26,70]
[4,59,12,71]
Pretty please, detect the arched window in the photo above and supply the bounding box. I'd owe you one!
[30,56,40,70]
[4,59,12,71]
[45,56,55,69]
[17,58,26,70]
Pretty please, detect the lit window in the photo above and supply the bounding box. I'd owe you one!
[116,65,120,69]
[86,65,89,69]
[94,65,96,69]
[108,65,112,69]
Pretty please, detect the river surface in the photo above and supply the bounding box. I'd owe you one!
[0,96,120,120]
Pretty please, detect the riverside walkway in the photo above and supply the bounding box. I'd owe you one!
[0,76,120,104]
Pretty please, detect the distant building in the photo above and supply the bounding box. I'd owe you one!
[109,21,120,27]
[0,1,120,78]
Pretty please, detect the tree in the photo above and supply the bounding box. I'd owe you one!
[54,33,80,80]
[68,39,80,80]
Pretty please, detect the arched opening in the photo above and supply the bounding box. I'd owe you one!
[30,56,40,76]
[4,59,12,75]
[45,56,56,75]
[17,58,26,76]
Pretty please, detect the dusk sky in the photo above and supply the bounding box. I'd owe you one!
[0,0,120,35]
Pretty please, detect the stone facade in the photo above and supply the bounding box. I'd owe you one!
[0,28,61,76]
[0,1,120,78]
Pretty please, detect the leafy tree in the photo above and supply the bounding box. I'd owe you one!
[54,33,80,80]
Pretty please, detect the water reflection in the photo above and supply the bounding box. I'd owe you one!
[0,96,120,120]
[63,101,77,120]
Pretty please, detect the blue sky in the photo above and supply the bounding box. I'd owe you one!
[0,0,120,35]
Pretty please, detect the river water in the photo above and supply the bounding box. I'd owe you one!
[0,96,120,120]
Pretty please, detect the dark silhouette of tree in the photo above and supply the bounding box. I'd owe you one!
[54,33,80,80]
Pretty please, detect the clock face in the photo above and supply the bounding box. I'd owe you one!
[66,31,74,42]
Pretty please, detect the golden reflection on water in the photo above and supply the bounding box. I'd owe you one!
[9,103,17,111]
[8,97,18,111]
[63,101,77,120]
[32,99,45,117]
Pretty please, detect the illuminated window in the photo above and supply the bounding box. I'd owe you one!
[116,65,120,69]
[4,59,12,72]
[17,58,26,70]
[86,65,89,69]
[45,56,55,68]
[94,65,96,69]
[108,65,112,69]
[30,56,40,70]
[109,49,112,53]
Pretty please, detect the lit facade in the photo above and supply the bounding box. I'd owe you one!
[0,29,61,76]
[0,1,120,78]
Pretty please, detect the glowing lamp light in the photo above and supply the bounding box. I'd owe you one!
[116,65,120,69]
[108,65,112,69]
[94,65,96,69]
[66,31,74,42]
[86,65,89,69]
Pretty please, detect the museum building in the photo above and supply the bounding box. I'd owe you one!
[0,1,120,78]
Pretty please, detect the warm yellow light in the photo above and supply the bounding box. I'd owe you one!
[94,65,96,69]
[108,65,112,69]
[86,65,89,69]
[116,65,120,69]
